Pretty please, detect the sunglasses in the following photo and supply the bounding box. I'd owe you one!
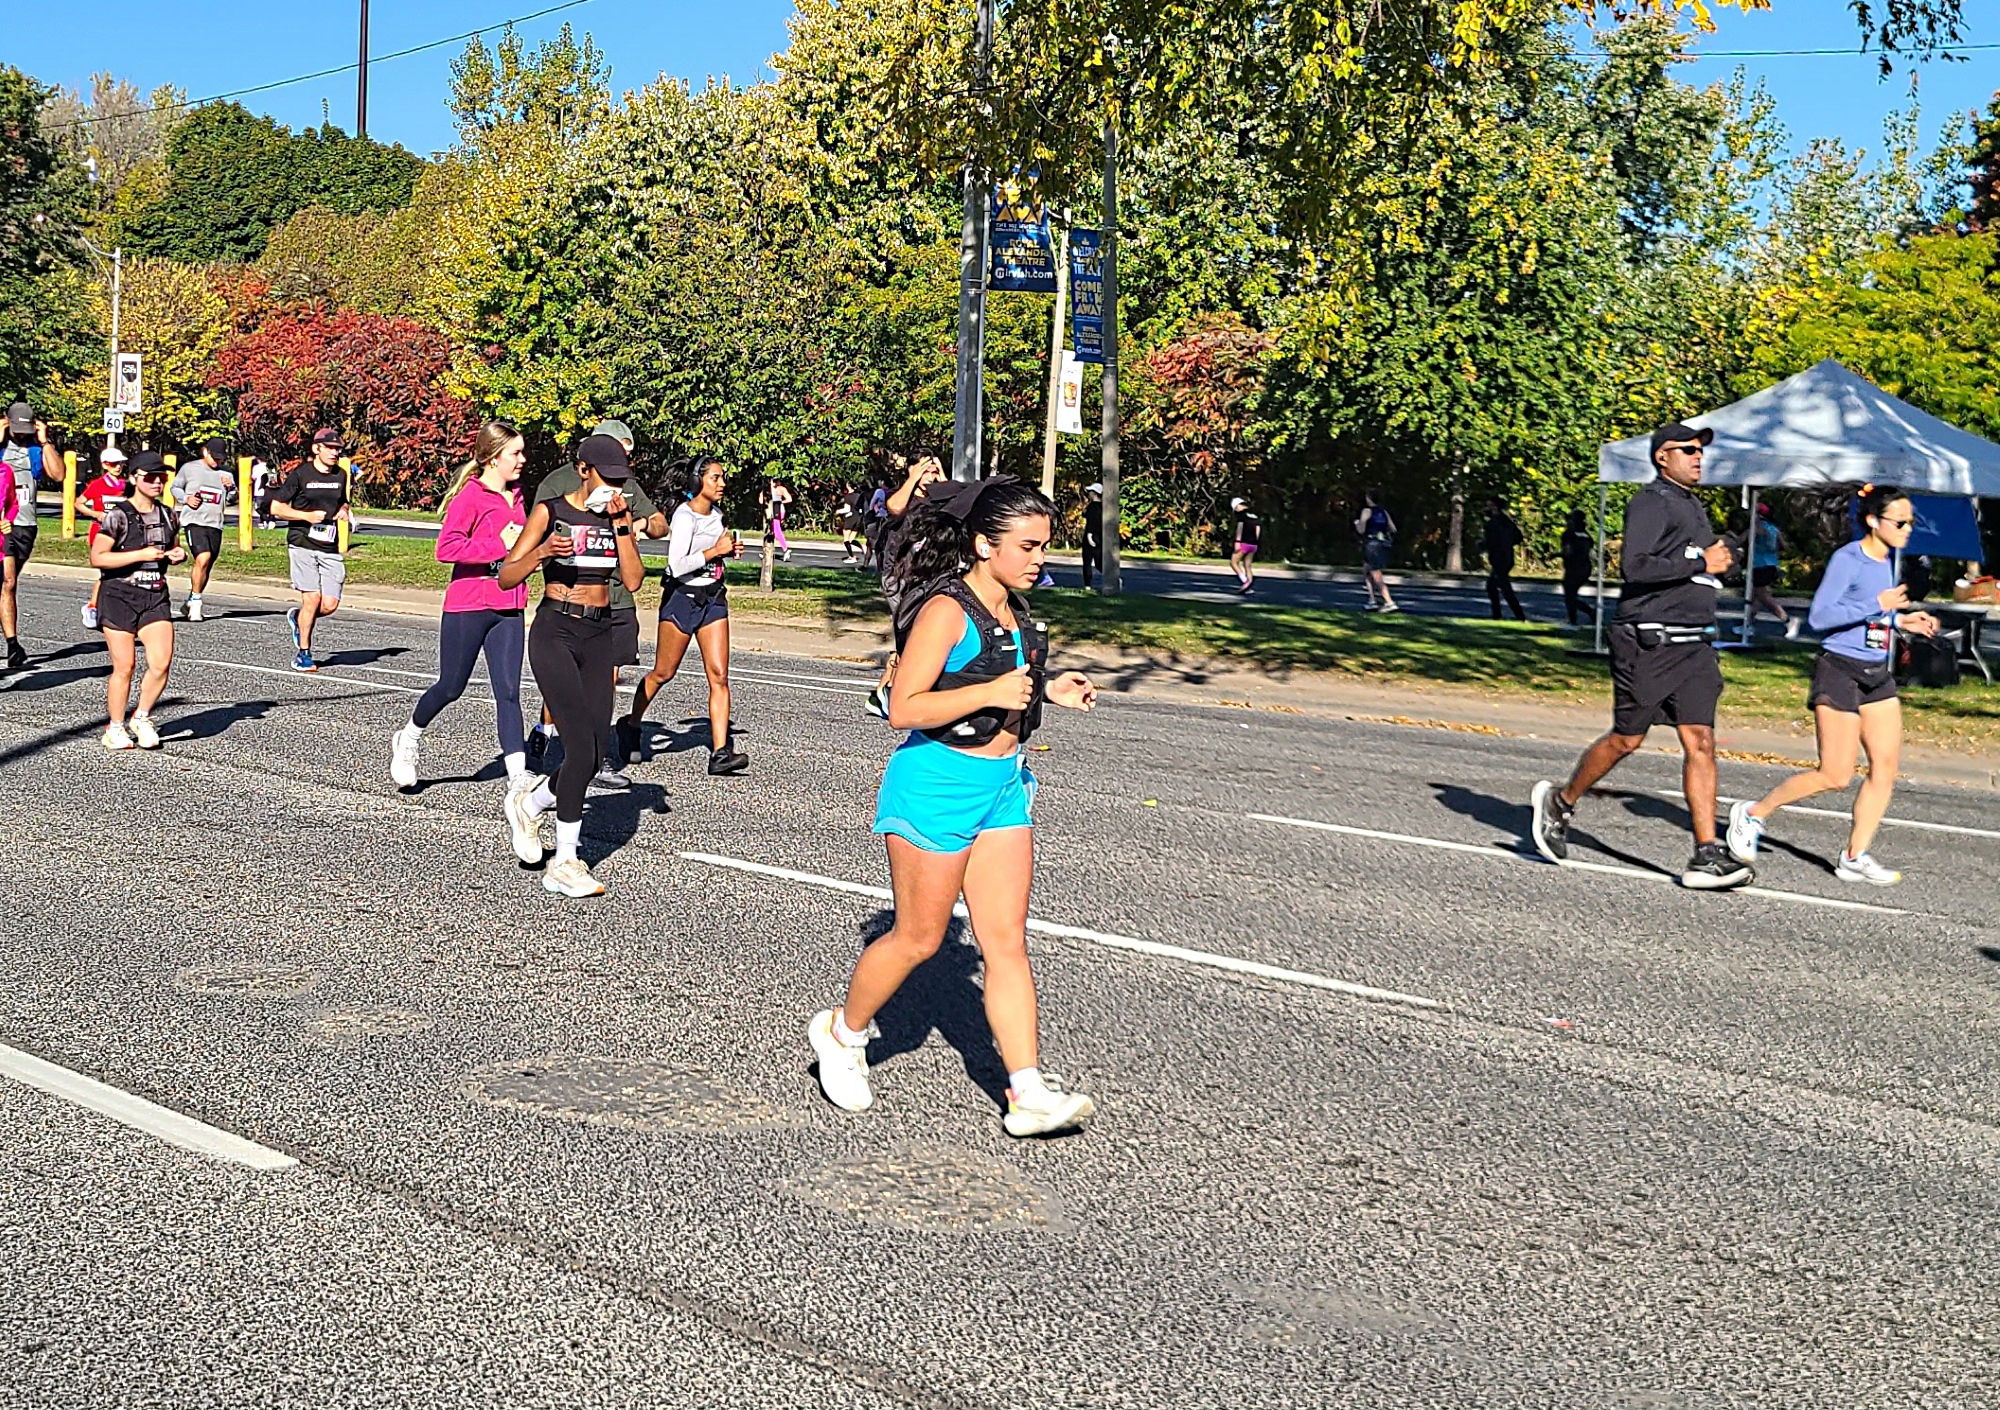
[1664,444,1705,455]
[136,471,169,482]
[1880,516,1913,529]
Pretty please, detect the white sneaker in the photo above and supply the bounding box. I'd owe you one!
[390,726,421,788]
[808,1009,874,1112]
[1836,852,1901,886]
[541,857,605,897]
[83,604,100,630]
[129,714,161,749]
[1783,616,1801,640]
[1379,601,1401,614]
[1726,799,1764,864]
[102,722,134,751]
[503,779,546,864]
[1003,1074,1096,1137]
[186,597,205,622]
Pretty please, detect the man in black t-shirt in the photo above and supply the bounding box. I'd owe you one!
[1480,497,1527,621]
[268,429,352,672]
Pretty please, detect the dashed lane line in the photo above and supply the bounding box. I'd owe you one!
[0,1040,296,1171]
[1644,787,2000,843]
[1248,813,1908,916]
[679,851,1446,1012]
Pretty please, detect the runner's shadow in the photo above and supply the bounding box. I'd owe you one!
[0,664,107,693]
[1978,946,2000,963]
[408,758,509,794]
[852,908,1010,1110]
[581,783,673,861]
[317,646,411,668]
[168,701,276,740]
[1428,783,1528,835]
[1601,788,1829,872]
[22,640,105,666]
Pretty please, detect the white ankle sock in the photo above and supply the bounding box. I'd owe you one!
[833,1012,871,1047]
[553,819,582,865]
[402,721,423,738]
[503,751,527,782]
[527,779,556,815]
[1008,1067,1047,1098]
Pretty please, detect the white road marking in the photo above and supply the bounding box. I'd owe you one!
[184,658,425,695]
[680,851,1445,1011]
[0,1041,296,1171]
[1650,788,2000,843]
[1248,813,1906,915]
[729,671,869,697]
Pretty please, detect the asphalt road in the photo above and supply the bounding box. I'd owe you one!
[1,574,1996,1408]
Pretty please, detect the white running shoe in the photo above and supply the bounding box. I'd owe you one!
[808,1008,874,1112]
[1836,852,1901,886]
[1379,601,1401,614]
[541,858,605,897]
[83,604,100,630]
[390,726,420,788]
[129,714,161,749]
[1726,799,1764,864]
[1004,1075,1096,1137]
[102,722,134,751]
[504,779,546,864]
[1783,616,1801,640]
[186,597,205,622]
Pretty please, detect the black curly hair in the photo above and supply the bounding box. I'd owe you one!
[883,479,1056,611]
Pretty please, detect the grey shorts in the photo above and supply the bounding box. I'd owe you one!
[288,547,347,600]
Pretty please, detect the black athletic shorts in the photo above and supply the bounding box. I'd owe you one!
[185,524,222,559]
[1752,565,1778,590]
[610,604,640,665]
[1807,650,1896,713]
[4,523,35,564]
[1608,622,1723,735]
[99,580,172,635]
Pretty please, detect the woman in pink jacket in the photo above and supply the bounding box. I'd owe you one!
[391,422,529,792]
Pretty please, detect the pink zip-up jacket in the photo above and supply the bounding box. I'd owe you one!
[436,477,528,613]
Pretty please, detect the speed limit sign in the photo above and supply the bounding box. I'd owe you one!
[102,408,125,434]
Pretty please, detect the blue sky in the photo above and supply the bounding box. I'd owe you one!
[10,0,1993,163]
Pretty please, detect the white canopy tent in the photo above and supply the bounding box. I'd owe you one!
[1589,359,2000,650]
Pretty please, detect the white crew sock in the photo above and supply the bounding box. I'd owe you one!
[552,819,582,865]
[833,1011,871,1047]
[527,779,556,815]
[401,721,423,739]
[503,750,527,782]
[1008,1067,1048,1099]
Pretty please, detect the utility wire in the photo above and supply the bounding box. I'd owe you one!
[41,0,598,134]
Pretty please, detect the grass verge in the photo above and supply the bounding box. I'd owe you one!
[31,533,2000,751]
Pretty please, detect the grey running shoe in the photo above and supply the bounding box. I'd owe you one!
[1530,780,1573,863]
[708,747,749,776]
[1681,841,1753,890]
[1835,851,1901,886]
[590,765,631,791]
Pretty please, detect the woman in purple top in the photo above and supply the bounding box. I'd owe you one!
[1727,486,1940,885]
[391,421,530,792]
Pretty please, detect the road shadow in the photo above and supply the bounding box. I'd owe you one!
[0,718,110,769]
[580,781,673,863]
[849,907,1010,1111]
[1597,788,1830,872]
[408,758,510,794]
[317,646,412,668]
[1978,946,2000,963]
[21,640,106,667]
[1429,783,1527,835]
[167,700,276,741]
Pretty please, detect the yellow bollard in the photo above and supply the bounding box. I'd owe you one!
[237,455,254,552]
[62,451,77,538]
[337,456,352,555]
[161,452,177,506]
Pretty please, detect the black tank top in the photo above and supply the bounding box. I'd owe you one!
[542,495,619,588]
[98,500,177,592]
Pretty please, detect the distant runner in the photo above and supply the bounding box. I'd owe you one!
[1560,509,1594,628]
[1481,496,1527,621]
[836,481,864,564]
[1530,421,1750,890]
[1,405,52,671]
[267,429,352,672]
[171,437,235,621]
[91,451,182,750]
[1229,495,1261,595]
[1355,489,1400,613]
[1081,483,1104,590]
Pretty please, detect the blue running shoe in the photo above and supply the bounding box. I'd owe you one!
[292,650,318,673]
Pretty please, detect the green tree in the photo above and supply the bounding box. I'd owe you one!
[0,65,96,401]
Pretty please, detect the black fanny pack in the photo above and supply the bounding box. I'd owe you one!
[1633,622,1716,648]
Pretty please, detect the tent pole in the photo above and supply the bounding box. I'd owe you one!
[1741,488,1759,645]
[1593,482,1608,654]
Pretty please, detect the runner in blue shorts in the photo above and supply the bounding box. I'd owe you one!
[809,477,1102,1138]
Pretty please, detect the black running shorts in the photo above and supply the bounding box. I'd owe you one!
[99,581,172,634]
[1608,622,1722,736]
[4,523,35,565]
[609,604,640,665]
[1807,650,1896,713]
[185,524,222,560]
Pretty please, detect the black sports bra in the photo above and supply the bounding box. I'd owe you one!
[542,496,619,588]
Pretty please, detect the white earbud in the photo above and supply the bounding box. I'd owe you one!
[977,544,991,559]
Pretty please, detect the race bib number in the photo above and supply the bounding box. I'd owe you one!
[1864,619,1891,651]
[130,564,165,590]
[306,521,337,546]
[566,523,617,569]
[196,489,222,509]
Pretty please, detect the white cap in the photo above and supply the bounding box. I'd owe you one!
[1230,496,1247,510]
[100,445,128,464]
[1086,482,1103,494]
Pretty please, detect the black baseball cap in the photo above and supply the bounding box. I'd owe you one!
[577,433,631,480]
[128,450,169,477]
[202,436,230,460]
[1649,422,1714,458]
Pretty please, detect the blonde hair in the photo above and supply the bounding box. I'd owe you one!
[442,420,523,508]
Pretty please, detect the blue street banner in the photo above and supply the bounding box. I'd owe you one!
[989,189,1057,292]
[1069,229,1104,364]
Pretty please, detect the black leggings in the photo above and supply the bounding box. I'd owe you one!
[1563,570,1590,625]
[412,608,525,755]
[528,607,619,823]
[1486,558,1525,620]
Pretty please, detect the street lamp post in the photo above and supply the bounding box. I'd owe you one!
[79,235,124,450]
[950,0,996,482]
[358,0,371,136]
[1097,114,1121,595]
